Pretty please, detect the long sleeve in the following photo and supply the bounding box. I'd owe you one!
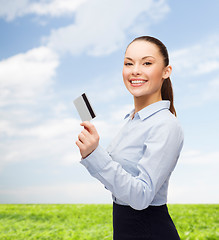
[80,117,184,210]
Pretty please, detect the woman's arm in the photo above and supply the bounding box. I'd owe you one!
[76,121,183,210]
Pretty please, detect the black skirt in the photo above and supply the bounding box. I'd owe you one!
[113,202,180,240]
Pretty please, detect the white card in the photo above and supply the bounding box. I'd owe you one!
[73,93,96,122]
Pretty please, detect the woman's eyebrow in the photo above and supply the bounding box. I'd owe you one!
[125,57,133,60]
[125,56,155,60]
[142,56,155,60]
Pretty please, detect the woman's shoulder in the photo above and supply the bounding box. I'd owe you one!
[149,109,184,136]
[143,110,184,148]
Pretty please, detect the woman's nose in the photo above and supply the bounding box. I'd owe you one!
[132,64,141,75]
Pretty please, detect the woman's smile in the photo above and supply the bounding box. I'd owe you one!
[129,78,148,87]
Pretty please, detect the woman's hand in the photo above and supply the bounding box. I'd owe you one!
[75,121,100,159]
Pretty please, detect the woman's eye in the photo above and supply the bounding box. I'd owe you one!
[144,62,152,66]
[125,62,133,66]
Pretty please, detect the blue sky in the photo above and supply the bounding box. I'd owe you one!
[0,0,219,204]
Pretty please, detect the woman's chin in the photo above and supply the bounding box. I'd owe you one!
[130,91,146,98]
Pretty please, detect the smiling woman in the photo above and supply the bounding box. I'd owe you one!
[76,36,184,240]
[123,37,173,115]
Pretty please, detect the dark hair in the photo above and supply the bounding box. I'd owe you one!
[127,36,176,116]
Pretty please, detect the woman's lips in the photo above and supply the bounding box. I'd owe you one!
[129,79,148,87]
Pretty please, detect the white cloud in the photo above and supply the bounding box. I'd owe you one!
[0,101,132,172]
[0,0,28,21]
[0,182,112,203]
[0,0,88,21]
[1,117,79,144]
[180,150,219,165]
[0,108,123,171]
[85,71,130,106]
[170,35,219,107]
[168,182,219,204]
[202,77,219,101]
[0,117,81,171]
[0,46,59,106]
[28,0,88,17]
[175,74,219,108]
[22,118,79,139]
[168,149,219,203]
[109,104,134,122]
[45,0,170,56]
[170,35,219,76]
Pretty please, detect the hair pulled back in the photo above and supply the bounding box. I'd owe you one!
[128,36,176,116]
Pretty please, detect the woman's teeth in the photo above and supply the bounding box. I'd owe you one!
[131,80,146,84]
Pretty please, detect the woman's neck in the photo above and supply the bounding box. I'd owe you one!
[134,94,162,113]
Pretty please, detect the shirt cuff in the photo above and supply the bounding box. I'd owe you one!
[80,145,112,175]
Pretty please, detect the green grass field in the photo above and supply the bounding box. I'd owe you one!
[0,204,218,239]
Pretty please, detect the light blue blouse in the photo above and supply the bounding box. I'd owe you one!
[81,100,184,210]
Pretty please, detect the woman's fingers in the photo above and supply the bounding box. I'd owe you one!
[75,139,83,148]
[76,121,100,159]
[80,121,98,136]
[78,127,93,143]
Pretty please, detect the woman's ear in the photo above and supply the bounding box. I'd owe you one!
[163,65,172,79]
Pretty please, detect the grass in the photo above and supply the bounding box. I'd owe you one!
[0,204,218,239]
[168,204,219,240]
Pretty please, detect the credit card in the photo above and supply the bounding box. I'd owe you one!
[73,93,96,122]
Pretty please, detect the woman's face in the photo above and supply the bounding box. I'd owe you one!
[122,40,171,103]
